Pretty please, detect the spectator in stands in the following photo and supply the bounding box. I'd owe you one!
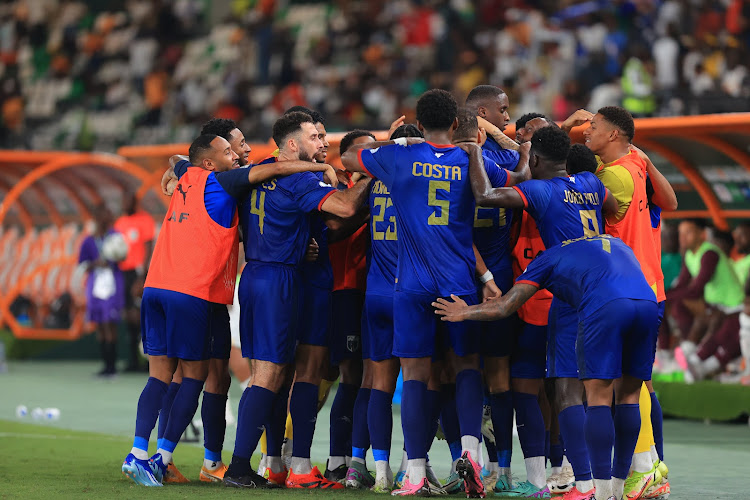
[79,204,126,377]
[114,193,155,372]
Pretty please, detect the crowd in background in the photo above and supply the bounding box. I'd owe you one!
[1,0,750,151]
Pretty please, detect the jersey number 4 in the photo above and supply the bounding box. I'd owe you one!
[428,180,450,226]
[250,188,265,234]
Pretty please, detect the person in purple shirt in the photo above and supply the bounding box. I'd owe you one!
[79,203,125,377]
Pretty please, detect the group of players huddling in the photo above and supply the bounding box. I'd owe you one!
[120,84,676,500]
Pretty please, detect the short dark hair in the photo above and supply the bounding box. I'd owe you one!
[188,134,219,165]
[284,105,324,125]
[340,129,375,156]
[597,106,635,142]
[515,112,546,130]
[465,85,505,110]
[416,89,458,131]
[272,111,313,148]
[530,126,570,163]
[682,218,709,230]
[711,228,734,248]
[390,124,423,140]
[200,118,237,141]
[453,107,479,142]
[567,143,598,174]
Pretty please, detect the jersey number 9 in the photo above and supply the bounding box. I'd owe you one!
[579,209,601,237]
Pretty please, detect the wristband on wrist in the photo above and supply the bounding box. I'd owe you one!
[479,270,494,284]
[393,137,408,146]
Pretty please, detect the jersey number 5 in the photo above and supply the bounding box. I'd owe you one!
[250,188,266,234]
[372,196,397,240]
[428,180,450,226]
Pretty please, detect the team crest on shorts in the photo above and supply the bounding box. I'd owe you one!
[347,335,360,353]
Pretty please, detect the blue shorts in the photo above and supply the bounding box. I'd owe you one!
[546,297,579,378]
[361,292,394,361]
[297,279,331,347]
[511,321,547,379]
[393,290,479,358]
[479,266,514,358]
[330,289,364,365]
[209,303,231,359]
[239,262,298,364]
[141,287,212,361]
[576,298,658,381]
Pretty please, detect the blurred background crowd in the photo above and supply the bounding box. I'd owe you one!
[1,0,750,151]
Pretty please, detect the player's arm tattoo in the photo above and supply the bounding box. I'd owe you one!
[464,142,526,209]
[477,116,520,151]
[465,283,538,321]
[249,160,338,187]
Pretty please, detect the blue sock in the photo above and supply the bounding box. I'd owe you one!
[401,380,428,459]
[489,390,513,467]
[456,369,483,441]
[513,392,546,458]
[650,392,664,460]
[162,377,204,452]
[559,405,592,481]
[440,383,462,461]
[330,382,358,457]
[550,441,564,468]
[584,405,614,480]
[352,388,371,460]
[266,385,290,457]
[133,377,168,452]
[368,389,393,462]
[201,391,227,462]
[157,381,180,448]
[425,389,441,454]
[613,404,641,479]
[484,435,498,466]
[289,381,319,459]
[233,386,276,459]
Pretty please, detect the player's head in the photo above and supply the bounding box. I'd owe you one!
[390,124,423,140]
[452,108,480,144]
[94,202,113,232]
[188,134,239,172]
[733,221,750,254]
[340,130,375,156]
[678,218,708,253]
[566,143,598,174]
[522,117,555,144]
[708,227,734,256]
[661,222,679,254]
[284,106,328,162]
[465,85,510,131]
[272,111,322,162]
[528,126,571,178]
[200,118,250,167]
[416,89,458,135]
[515,112,546,142]
[584,106,635,154]
[122,191,138,216]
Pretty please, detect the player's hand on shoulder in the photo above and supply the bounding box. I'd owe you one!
[479,127,487,147]
[457,142,481,155]
[323,166,340,188]
[161,166,179,196]
[432,295,469,322]
[406,137,424,146]
[518,141,531,155]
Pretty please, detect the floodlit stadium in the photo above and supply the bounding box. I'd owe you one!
[1,1,750,499]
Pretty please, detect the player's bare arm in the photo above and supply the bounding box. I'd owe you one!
[474,243,501,301]
[603,188,619,215]
[477,116,520,151]
[326,205,370,241]
[320,176,373,220]
[463,141,528,209]
[255,160,339,188]
[432,283,538,322]
[340,138,424,173]
[630,145,678,211]
[560,109,594,135]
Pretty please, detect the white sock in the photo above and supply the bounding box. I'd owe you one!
[562,456,571,468]
[375,460,391,481]
[130,448,148,460]
[203,459,221,470]
[593,478,612,500]
[486,461,498,473]
[655,349,673,367]
[352,456,366,465]
[451,458,459,474]
[156,448,172,466]
[739,313,750,374]
[524,456,547,489]
[257,454,267,474]
[328,456,346,470]
[612,476,626,499]
[577,479,594,493]
[632,450,653,473]
[650,445,659,463]
[498,466,511,479]
[460,435,480,459]
[346,455,352,467]
[267,456,284,473]
[398,449,408,473]
[407,458,426,483]
[680,340,697,357]
[550,466,562,476]
[291,456,313,475]
[702,355,721,376]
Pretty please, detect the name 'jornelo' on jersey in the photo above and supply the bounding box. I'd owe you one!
[358,141,495,297]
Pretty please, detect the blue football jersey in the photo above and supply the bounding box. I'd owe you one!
[473,153,513,275]
[239,158,336,265]
[517,235,656,317]
[514,171,607,248]
[367,178,398,295]
[299,212,333,289]
[359,141,491,296]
